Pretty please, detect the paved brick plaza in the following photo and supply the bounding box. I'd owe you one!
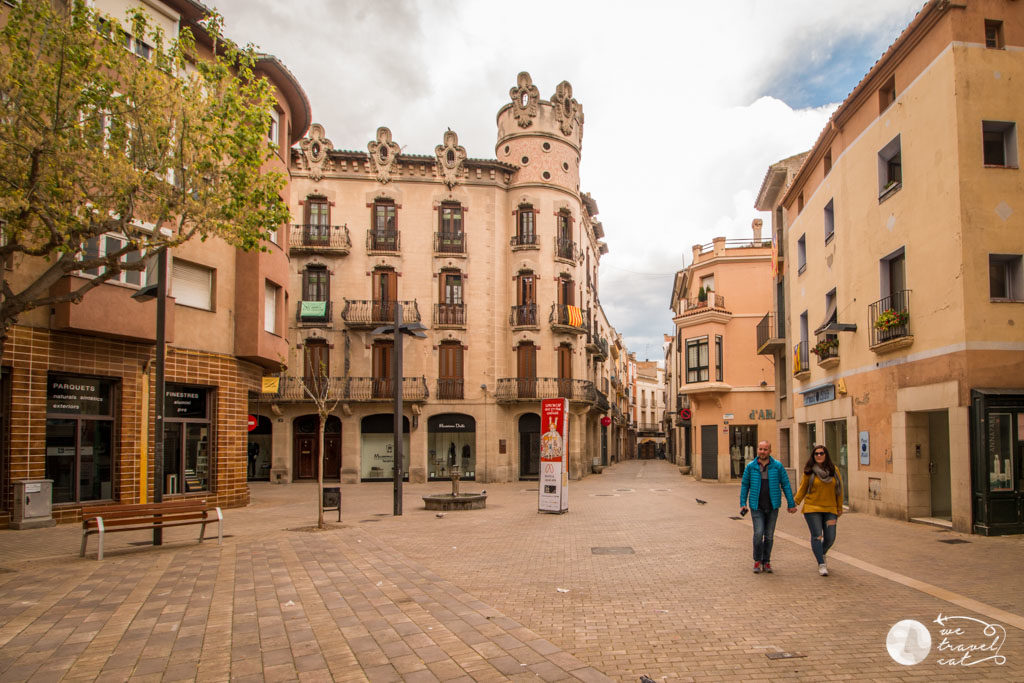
[1,459,1021,681]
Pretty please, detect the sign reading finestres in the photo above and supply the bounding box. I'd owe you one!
[539,398,569,514]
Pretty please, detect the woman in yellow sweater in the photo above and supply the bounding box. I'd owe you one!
[794,445,844,576]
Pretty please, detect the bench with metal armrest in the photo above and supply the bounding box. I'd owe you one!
[80,500,222,560]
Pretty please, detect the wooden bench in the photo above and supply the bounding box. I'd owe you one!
[80,500,223,560]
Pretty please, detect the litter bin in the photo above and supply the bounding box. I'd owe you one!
[11,479,57,529]
[323,486,341,522]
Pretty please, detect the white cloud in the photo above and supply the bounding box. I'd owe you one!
[210,0,923,355]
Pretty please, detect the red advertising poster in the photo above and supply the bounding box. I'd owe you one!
[539,398,569,513]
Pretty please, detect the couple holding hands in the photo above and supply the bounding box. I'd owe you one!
[740,441,844,576]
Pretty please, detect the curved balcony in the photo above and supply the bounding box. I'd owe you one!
[549,304,587,335]
[555,237,579,263]
[510,233,539,250]
[586,335,609,361]
[288,224,351,255]
[495,378,596,404]
[341,300,421,328]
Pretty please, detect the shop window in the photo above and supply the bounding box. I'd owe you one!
[163,384,211,494]
[729,425,758,479]
[982,121,1018,167]
[878,135,902,197]
[171,259,214,310]
[360,413,409,481]
[45,375,115,503]
[989,254,1023,301]
[428,414,476,480]
[985,19,1004,49]
[685,337,709,383]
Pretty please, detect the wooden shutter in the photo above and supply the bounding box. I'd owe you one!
[517,343,536,379]
[304,341,329,381]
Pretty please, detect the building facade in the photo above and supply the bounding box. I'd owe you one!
[774,0,1024,534]
[667,225,777,481]
[634,361,667,459]
[250,73,620,486]
[0,0,311,526]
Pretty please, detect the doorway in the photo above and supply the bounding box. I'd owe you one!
[519,413,541,479]
[292,414,342,481]
[700,424,718,480]
[928,411,951,519]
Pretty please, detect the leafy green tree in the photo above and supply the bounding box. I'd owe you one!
[0,0,289,359]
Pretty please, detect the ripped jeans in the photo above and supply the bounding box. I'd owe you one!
[804,512,838,564]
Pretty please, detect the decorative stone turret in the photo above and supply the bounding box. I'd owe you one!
[495,71,584,193]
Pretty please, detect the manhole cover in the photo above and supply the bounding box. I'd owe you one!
[615,488,634,492]
[594,494,617,497]
[939,539,970,544]
[650,488,672,492]
[592,547,634,555]
[359,519,381,523]
[728,516,744,520]
[766,652,805,660]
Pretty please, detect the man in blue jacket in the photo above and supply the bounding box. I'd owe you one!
[740,441,796,573]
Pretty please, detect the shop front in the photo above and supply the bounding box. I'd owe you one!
[45,374,115,504]
[163,384,212,494]
[427,413,476,481]
[360,413,410,481]
[971,389,1024,535]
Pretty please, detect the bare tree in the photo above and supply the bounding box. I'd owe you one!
[297,369,341,529]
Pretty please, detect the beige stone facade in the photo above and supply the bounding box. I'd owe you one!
[250,72,620,487]
[666,226,777,481]
[767,0,1024,534]
[634,360,667,459]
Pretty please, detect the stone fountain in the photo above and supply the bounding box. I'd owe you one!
[422,469,487,511]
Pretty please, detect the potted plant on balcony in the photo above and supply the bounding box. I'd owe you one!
[697,286,707,305]
[810,337,839,357]
[874,308,909,331]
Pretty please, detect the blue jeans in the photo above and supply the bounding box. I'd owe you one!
[751,508,779,563]
[804,512,838,564]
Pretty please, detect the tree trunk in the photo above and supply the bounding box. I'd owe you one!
[317,415,325,529]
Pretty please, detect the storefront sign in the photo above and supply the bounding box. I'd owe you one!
[802,385,836,407]
[164,384,207,418]
[539,398,569,514]
[748,409,776,420]
[47,375,112,415]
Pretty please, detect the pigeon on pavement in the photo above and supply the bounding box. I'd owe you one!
[695,498,707,505]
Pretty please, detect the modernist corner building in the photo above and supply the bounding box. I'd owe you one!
[249,71,619,487]
[759,0,1024,535]
[0,0,312,527]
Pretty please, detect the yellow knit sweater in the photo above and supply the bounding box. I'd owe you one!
[794,471,844,514]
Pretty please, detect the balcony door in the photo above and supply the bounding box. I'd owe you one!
[517,342,537,398]
[439,342,463,400]
[557,345,572,398]
[439,271,463,325]
[372,341,393,398]
[373,269,397,321]
[303,340,329,395]
[516,272,536,325]
[558,275,574,306]
[306,197,329,243]
[439,202,464,252]
[517,205,535,245]
[373,200,397,250]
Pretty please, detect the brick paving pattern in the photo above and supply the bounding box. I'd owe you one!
[1,459,1021,681]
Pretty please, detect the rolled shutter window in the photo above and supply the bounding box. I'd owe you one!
[172,259,213,310]
[264,282,277,333]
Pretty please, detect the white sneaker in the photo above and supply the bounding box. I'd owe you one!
[818,563,829,576]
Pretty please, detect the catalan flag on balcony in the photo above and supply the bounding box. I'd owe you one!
[567,305,583,327]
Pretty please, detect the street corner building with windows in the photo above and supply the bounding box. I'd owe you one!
[742,0,1024,535]
[0,0,312,526]
[249,70,647,488]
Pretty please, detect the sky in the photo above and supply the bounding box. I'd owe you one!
[210,0,925,362]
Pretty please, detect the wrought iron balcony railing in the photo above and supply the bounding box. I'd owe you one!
[289,224,351,252]
[555,237,578,262]
[348,377,429,401]
[436,378,464,400]
[341,300,420,327]
[510,233,539,248]
[433,232,466,254]
[869,290,912,347]
[756,312,785,355]
[684,292,727,311]
[494,377,596,403]
[434,303,466,327]
[509,303,538,327]
[812,332,839,364]
[366,228,400,252]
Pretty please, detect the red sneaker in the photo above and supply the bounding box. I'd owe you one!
[763,563,773,573]
[753,562,762,574]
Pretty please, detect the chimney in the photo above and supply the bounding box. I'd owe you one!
[752,218,763,245]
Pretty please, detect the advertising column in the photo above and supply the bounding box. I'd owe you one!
[539,398,569,513]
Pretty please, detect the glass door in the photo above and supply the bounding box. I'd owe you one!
[825,420,848,505]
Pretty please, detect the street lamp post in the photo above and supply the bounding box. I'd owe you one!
[132,248,168,545]
[372,303,426,516]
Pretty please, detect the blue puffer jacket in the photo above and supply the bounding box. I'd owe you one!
[740,457,796,510]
